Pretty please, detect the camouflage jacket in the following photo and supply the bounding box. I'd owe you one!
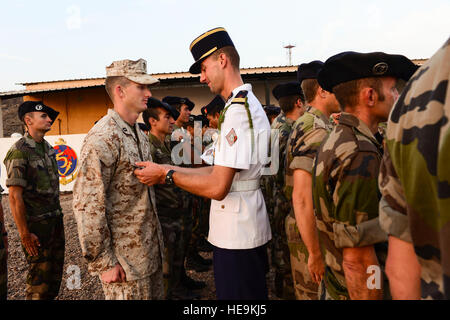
[149,133,189,215]
[379,39,450,300]
[4,133,61,221]
[73,109,164,281]
[312,112,387,299]
[271,112,295,197]
[285,106,332,202]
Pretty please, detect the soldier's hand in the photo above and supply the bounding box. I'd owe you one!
[101,263,127,283]
[134,161,166,185]
[308,253,325,284]
[21,233,40,257]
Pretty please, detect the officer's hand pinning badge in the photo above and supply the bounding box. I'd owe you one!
[226,128,238,146]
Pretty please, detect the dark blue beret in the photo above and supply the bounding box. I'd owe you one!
[18,101,59,123]
[162,96,195,111]
[272,82,303,100]
[147,97,179,120]
[318,51,419,93]
[297,60,324,84]
[138,122,150,132]
[203,95,225,116]
[264,105,281,116]
[189,27,235,74]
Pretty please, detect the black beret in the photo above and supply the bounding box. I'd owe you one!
[203,95,225,116]
[138,122,150,132]
[272,82,303,100]
[264,105,281,116]
[18,101,59,124]
[147,97,179,120]
[297,60,324,84]
[189,27,235,74]
[162,96,195,111]
[318,51,419,93]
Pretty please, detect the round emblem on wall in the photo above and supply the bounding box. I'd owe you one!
[53,138,79,185]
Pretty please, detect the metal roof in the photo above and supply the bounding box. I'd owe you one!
[0,84,104,99]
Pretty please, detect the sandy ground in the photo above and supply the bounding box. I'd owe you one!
[1,193,279,300]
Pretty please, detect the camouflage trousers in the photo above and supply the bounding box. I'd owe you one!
[285,214,319,300]
[23,215,65,300]
[101,268,164,300]
[270,197,295,299]
[158,212,185,298]
[0,235,7,300]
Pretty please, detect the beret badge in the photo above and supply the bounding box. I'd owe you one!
[373,62,389,75]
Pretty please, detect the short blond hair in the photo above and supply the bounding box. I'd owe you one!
[104,76,131,101]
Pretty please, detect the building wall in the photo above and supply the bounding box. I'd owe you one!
[0,97,24,137]
[20,77,294,135]
[25,87,112,135]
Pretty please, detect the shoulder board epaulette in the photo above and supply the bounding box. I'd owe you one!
[235,90,248,98]
[232,91,248,104]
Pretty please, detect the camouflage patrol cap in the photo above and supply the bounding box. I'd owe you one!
[18,101,59,124]
[105,58,159,85]
[318,51,418,92]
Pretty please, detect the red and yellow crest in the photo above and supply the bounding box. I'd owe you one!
[53,138,78,185]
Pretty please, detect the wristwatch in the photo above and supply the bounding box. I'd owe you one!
[165,169,176,185]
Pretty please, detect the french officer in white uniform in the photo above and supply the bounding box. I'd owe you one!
[135,27,272,300]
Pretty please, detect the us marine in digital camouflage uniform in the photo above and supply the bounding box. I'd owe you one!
[0,185,7,300]
[284,61,339,300]
[73,59,164,300]
[379,38,450,300]
[266,82,305,299]
[312,52,417,300]
[4,101,64,300]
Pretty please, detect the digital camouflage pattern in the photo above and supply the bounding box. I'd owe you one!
[379,39,450,300]
[0,185,6,300]
[73,109,164,299]
[101,269,164,300]
[284,106,332,300]
[4,134,65,300]
[312,112,388,300]
[266,112,295,299]
[149,132,190,297]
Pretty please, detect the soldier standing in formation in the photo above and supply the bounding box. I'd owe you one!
[4,101,64,300]
[284,61,341,300]
[143,97,204,299]
[265,81,305,299]
[312,52,418,299]
[379,38,450,300]
[72,59,165,300]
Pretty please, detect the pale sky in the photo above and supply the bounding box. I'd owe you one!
[0,0,449,92]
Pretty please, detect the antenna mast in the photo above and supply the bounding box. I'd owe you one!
[283,44,296,66]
